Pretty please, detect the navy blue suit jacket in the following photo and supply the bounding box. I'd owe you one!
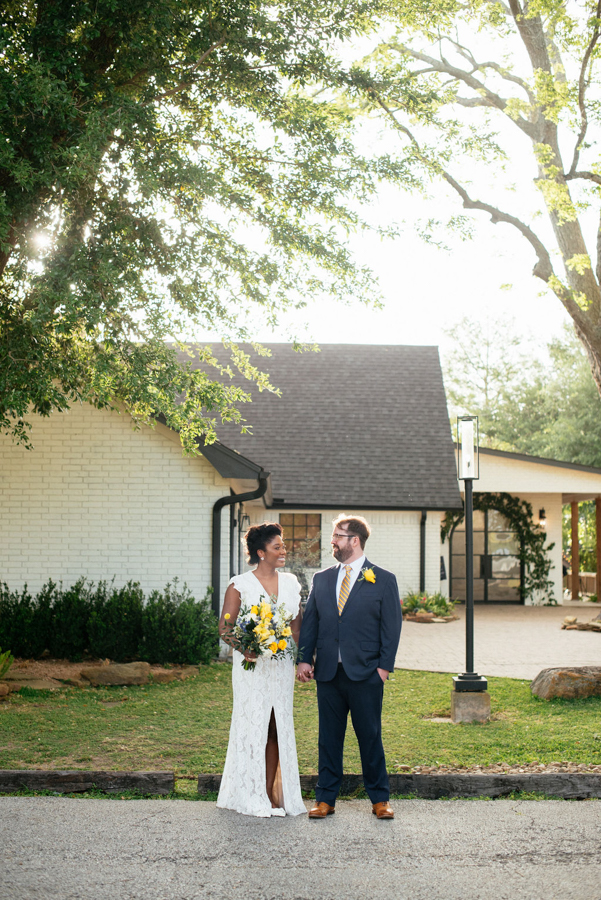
[298,559,402,682]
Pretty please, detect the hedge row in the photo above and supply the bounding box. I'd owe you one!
[0,578,219,665]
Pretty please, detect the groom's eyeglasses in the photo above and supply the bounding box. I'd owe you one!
[331,533,357,541]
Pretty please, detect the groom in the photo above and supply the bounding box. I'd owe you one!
[297,515,402,819]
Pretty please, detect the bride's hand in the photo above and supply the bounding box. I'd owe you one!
[244,651,258,661]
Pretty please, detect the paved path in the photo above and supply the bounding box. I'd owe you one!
[395,603,601,680]
[1,797,600,900]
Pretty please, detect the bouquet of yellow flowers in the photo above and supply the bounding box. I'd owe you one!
[223,593,296,671]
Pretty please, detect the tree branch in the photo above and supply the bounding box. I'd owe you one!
[569,0,601,177]
[397,43,537,139]
[156,37,227,100]
[565,170,601,186]
[454,96,498,108]
[441,37,535,100]
[369,84,591,330]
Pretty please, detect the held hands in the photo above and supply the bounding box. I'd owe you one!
[297,663,388,682]
[296,662,314,682]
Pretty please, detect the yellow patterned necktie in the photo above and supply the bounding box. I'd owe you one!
[338,565,352,615]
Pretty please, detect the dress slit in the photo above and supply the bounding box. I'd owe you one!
[267,706,284,808]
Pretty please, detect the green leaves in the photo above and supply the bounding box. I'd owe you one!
[0,0,388,447]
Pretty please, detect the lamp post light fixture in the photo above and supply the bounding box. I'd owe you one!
[453,416,488,698]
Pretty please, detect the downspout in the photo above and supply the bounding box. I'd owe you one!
[419,510,427,594]
[211,471,269,616]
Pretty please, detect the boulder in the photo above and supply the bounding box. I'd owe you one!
[151,668,176,684]
[531,666,601,700]
[0,683,10,700]
[414,611,435,623]
[80,661,151,686]
[176,666,199,680]
[2,673,62,690]
[576,621,601,632]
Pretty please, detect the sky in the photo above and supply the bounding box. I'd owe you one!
[193,23,585,364]
[197,178,573,362]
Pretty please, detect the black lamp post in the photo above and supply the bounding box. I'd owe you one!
[453,416,487,694]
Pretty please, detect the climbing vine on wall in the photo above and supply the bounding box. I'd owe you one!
[441,492,556,605]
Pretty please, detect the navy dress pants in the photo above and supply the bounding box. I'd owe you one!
[315,663,389,805]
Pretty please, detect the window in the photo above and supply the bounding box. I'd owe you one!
[450,509,521,602]
[279,514,321,566]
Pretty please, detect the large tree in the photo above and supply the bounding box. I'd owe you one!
[443,318,601,465]
[350,0,601,396]
[0,0,391,449]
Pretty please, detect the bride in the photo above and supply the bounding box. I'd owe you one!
[217,522,307,817]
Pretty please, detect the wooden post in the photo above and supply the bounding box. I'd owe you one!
[596,497,601,598]
[571,501,579,601]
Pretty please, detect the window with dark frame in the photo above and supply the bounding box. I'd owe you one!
[279,513,321,566]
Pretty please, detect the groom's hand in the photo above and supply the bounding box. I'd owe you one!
[297,662,314,682]
[377,668,389,683]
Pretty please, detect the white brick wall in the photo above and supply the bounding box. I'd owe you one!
[245,508,444,599]
[0,403,231,599]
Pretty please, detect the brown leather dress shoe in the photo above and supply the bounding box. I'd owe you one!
[372,801,394,819]
[308,802,336,818]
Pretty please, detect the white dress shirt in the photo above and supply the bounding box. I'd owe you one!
[335,554,366,601]
[336,555,365,662]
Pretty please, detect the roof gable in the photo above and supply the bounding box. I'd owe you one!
[191,344,462,510]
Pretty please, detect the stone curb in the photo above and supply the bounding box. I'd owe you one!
[198,772,601,799]
[2,771,599,800]
[0,770,174,795]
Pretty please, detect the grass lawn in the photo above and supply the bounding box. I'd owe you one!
[1,664,600,775]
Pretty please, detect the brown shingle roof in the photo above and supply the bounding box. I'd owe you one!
[189,343,462,510]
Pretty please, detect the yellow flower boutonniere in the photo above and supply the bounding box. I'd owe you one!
[359,567,376,584]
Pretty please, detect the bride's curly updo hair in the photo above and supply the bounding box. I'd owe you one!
[244,522,283,565]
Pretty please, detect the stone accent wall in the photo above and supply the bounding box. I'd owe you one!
[0,403,230,599]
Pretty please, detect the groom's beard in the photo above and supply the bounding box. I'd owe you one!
[332,543,354,563]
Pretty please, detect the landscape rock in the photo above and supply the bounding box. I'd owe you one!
[2,672,63,690]
[0,683,10,700]
[562,616,577,627]
[80,661,151,686]
[150,669,176,684]
[531,666,601,700]
[175,666,199,680]
[576,621,601,632]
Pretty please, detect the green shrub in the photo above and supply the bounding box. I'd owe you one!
[171,587,218,665]
[139,581,218,665]
[0,577,217,664]
[0,583,52,658]
[0,647,13,679]
[49,579,93,660]
[87,581,144,660]
[402,590,456,616]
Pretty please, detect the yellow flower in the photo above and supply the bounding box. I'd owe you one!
[363,568,376,584]
[224,613,230,620]
[269,642,278,653]
[278,639,287,651]
[250,606,258,615]
[282,626,292,637]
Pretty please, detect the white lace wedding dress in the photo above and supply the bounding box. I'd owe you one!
[216,569,307,817]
